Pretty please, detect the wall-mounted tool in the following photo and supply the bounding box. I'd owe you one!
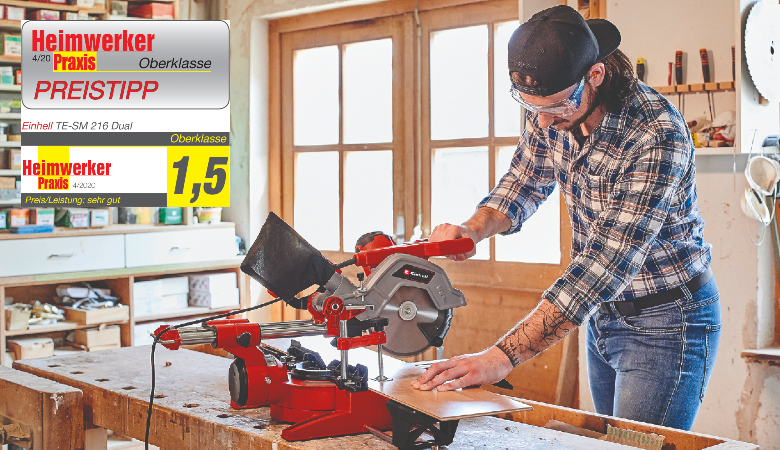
[731,45,736,81]
[700,48,715,121]
[675,51,684,114]
[636,58,645,83]
[668,62,673,86]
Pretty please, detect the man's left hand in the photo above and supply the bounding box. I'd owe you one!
[411,346,513,391]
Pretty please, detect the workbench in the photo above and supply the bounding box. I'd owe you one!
[11,345,759,450]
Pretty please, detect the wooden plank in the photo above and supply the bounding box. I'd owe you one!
[0,365,84,450]
[263,336,531,421]
[0,257,244,288]
[741,348,780,365]
[499,399,757,450]
[11,346,615,450]
[0,223,236,241]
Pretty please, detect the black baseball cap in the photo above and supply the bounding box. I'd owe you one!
[508,5,621,97]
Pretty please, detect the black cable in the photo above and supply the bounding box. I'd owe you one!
[144,297,282,449]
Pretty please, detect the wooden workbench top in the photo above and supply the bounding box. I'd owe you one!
[12,346,636,450]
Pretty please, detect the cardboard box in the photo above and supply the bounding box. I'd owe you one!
[55,208,89,227]
[48,0,68,5]
[161,276,189,295]
[63,305,129,325]
[7,338,54,360]
[0,33,20,56]
[30,208,55,226]
[158,207,182,224]
[133,279,163,298]
[67,0,94,7]
[6,208,28,227]
[2,350,14,368]
[61,11,78,20]
[75,325,121,347]
[7,148,20,169]
[133,296,158,317]
[110,0,127,16]
[0,66,12,85]
[0,176,14,189]
[5,305,30,331]
[189,287,239,309]
[5,6,24,21]
[128,2,173,18]
[0,6,4,19]
[27,10,60,20]
[189,272,237,293]
[90,208,110,227]
[118,207,154,224]
[160,293,189,312]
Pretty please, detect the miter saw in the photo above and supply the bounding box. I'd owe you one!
[154,212,472,447]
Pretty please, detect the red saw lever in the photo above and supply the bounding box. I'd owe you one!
[354,237,474,269]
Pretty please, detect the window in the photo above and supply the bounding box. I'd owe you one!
[271,0,568,298]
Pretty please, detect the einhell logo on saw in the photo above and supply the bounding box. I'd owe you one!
[392,265,434,284]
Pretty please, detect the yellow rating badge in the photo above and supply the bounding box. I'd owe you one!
[166,146,230,207]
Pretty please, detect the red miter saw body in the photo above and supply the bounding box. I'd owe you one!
[155,224,473,443]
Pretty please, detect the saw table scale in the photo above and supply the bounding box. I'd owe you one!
[12,344,641,450]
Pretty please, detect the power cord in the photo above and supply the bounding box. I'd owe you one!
[145,297,282,449]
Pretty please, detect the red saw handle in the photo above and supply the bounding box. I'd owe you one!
[354,238,475,268]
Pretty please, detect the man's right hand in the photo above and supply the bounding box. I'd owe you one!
[429,223,477,261]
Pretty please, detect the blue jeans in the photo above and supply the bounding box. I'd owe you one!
[586,276,722,430]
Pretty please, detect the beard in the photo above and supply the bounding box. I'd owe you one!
[552,85,600,132]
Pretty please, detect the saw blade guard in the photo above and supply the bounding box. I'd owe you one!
[356,253,466,356]
[240,212,336,301]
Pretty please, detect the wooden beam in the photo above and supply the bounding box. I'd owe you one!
[0,366,84,450]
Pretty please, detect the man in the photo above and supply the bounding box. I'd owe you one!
[412,5,721,431]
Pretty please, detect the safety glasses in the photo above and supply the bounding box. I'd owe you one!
[510,77,586,116]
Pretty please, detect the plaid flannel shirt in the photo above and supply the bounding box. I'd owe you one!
[479,84,712,326]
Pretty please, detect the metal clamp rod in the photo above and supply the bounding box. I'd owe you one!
[259,322,327,339]
[339,320,348,380]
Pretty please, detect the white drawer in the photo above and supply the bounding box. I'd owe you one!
[0,235,125,277]
[125,227,236,268]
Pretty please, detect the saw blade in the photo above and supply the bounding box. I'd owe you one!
[745,0,780,102]
[378,286,447,357]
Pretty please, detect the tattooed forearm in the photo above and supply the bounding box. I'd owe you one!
[495,299,578,367]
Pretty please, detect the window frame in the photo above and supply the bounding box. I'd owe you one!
[269,0,571,300]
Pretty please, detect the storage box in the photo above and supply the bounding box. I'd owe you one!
[7,148,20,169]
[5,305,31,331]
[189,287,239,309]
[61,11,78,20]
[27,10,60,20]
[2,350,14,368]
[67,0,94,7]
[75,325,121,347]
[189,272,237,293]
[161,276,189,296]
[0,66,11,85]
[6,208,28,228]
[0,210,6,230]
[0,33,20,56]
[128,2,173,18]
[90,208,110,227]
[158,207,182,225]
[0,176,14,189]
[160,293,189,312]
[118,207,154,224]
[110,0,127,16]
[63,305,129,325]
[5,6,24,21]
[48,0,68,4]
[30,208,55,226]
[133,279,163,298]
[7,338,54,360]
[133,296,158,317]
[55,208,90,227]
